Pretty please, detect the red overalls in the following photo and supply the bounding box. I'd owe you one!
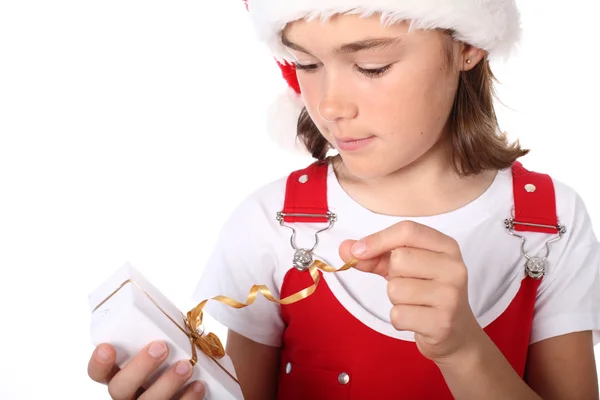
[274,160,562,399]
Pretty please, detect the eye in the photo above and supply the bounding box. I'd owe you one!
[294,63,320,72]
[293,63,393,78]
[355,64,393,78]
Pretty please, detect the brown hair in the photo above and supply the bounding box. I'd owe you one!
[295,34,529,177]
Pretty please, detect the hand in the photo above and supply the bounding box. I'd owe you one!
[339,221,485,365]
[87,342,206,400]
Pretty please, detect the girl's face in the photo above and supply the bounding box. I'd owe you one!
[283,14,478,180]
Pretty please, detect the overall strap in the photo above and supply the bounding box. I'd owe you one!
[279,160,331,224]
[510,161,566,282]
[510,161,561,234]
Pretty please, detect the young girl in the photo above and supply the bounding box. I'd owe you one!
[87,1,600,399]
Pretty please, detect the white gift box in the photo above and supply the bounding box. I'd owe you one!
[88,263,244,400]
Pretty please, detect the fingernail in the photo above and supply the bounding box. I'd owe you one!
[96,347,112,363]
[352,241,366,256]
[193,381,206,393]
[176,360,192,375]
[148,341,167,358]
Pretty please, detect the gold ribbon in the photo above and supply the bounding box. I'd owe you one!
[184,310,226,363]
[185,258,359,360]
[92,258,358,381]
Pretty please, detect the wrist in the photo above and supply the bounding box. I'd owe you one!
[435,329,488,375]
[432,329,543,400]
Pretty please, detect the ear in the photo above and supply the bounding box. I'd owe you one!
[461,44,487,71]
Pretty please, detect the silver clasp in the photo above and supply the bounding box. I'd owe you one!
[276,211,337,271]
[504,217,567,279]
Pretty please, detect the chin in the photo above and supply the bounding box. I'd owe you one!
[337,155,401,181]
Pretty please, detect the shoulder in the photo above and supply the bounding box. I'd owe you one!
[514,162,597,245]
[551,174,597,246]
[526,171,600,345]
[225,176,287,225]
[517,164,598,280]
[217,162,318,240]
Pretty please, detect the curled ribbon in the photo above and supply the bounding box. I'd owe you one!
[91,257,358,378]
[185,258,359,360]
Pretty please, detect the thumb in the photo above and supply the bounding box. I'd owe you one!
[339,239,390,278]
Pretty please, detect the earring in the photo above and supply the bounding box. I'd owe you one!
[466,59,472,64]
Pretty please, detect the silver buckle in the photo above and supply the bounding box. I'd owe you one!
[504,217,567,279]
[276,211,337,271]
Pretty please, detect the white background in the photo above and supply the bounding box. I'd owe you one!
[0,1,599,399]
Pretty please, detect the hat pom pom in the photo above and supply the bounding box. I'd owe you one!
[265,86,308,155]
[264,61,310,155]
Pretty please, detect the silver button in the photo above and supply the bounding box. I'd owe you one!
[338,372,350,385]
[285,362,292,374]
[298,174,309,183]
[524,184,536,193]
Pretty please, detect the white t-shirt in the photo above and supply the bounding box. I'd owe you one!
[192,163,600,348]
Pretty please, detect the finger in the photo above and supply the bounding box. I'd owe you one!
[88,344,120,384]
[389,247,454,280]
[387,277,448,307]
[339,239,390,277]
[107,341,169,400]
[351,221,460,260]
[139,360,195,400]
[390,304,439,337]
[178,381,206,400]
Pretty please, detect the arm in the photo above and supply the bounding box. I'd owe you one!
[526,331,599,399]
[436,330,599,400]
[226,329,281,400]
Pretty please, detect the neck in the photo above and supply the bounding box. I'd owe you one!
[331,142,497,217]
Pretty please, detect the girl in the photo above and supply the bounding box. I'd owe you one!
[87,1,600,399]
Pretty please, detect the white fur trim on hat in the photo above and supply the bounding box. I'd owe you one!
[247,0,521,61]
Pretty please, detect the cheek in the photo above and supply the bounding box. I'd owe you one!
[298,75,321,114]
[369,66,457,135]
[297,72,321,102]
[420,68,458,112]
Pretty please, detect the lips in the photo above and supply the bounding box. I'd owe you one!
[337,136,371,143]
[333,135,376,152]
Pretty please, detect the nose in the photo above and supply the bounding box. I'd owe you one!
[318,97,358,122]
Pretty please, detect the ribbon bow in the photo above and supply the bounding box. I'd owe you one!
[184,306,226,365]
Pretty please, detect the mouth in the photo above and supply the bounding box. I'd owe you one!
[333,135,376,152]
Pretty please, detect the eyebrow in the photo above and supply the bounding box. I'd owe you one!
[281,35,402,56]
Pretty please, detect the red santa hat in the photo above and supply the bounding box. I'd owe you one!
[242,0,521,154]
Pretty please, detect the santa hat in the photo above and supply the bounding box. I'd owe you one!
[242,0,521,154]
